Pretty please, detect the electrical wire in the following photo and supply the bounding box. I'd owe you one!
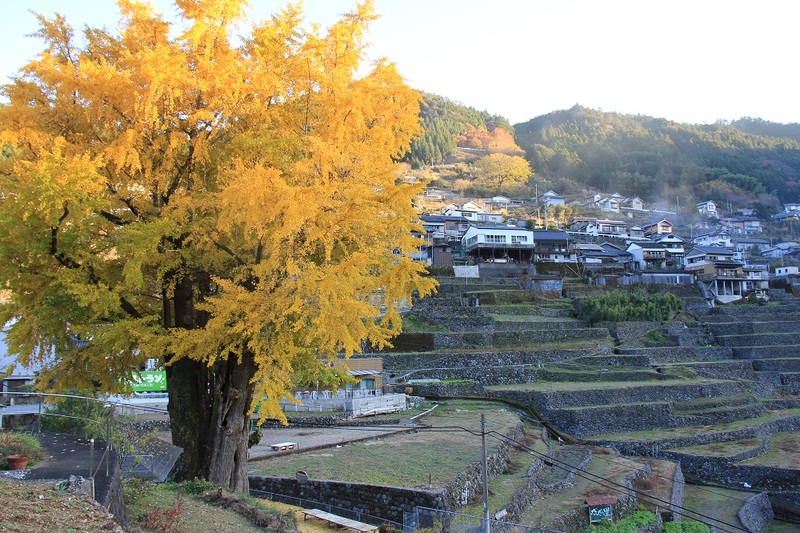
[484,429,753,533]
[413,423,751,533]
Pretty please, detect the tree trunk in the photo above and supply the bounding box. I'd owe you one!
[165,273,256,491]
[167,357,212,481]
[207,350,256,492]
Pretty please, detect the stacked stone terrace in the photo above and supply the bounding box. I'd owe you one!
[360,281,800,525]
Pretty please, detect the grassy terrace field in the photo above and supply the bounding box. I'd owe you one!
[519,450,646,528]
[740,431,800,468]
[250,401,523,489]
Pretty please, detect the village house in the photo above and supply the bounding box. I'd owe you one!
[461,225,535,262]
[626,234,685,270]
[696,200,718,218]
[531,230,576,263]
[719,216,764,235]
[443,201,503,224]
[621,196,645,212]
[576,242,634,271]
[730,237,770,261]
[536,190,566,208]
[691,230,732,248]
[586,192,623,213]
[568,218,628,238]
[642,218,675,237]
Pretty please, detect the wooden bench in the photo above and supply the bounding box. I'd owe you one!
[302,509,378,532]
[270,441,297,451]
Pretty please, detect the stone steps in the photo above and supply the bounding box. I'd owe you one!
[568,354,652,368]
[491,319,592,332]
[733,345,800,359]
[753,359,800,372]
[672,393,758,413]
[703,321,800,335]
[488,380,748,412]
[429,328,611,350]
[663,361,757,381]
[716,332,800,347]
[538,367,665,383]
[614,346,735,363]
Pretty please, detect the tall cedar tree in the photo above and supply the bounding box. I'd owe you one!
[0,0,435,491]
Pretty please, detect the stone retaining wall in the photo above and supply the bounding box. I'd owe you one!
[431,328,610,350]
[768,491,800,524]
[590,415,800,457]
[441,422,525,510]
[491,381,745,412]
[719,333,800,347]
[677,361,756,380]
[379,348,598,374]
[739,492,774,532]
[249,476,444,525]
[548,403,674,437]
[614,346,734,362]
[754,359,800,372]
[706,321,800,335]
[733,346,800,359]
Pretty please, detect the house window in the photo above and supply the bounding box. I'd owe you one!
[486,234,507,244]
[511,235,528,244]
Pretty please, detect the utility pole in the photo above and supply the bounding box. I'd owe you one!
[481,414,490,533]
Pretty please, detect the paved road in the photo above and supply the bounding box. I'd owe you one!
[249,425,414,461]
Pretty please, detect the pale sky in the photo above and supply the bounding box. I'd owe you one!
[1,0,797,126]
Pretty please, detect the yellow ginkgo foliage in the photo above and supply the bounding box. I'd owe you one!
[0,0,435,491]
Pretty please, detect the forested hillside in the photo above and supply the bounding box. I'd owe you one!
[729,117,800,143]
[403,92,514,167]
[513,105,800,211]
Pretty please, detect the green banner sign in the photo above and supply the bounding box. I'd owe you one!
[589,504,612,524]
[130,371,167,392]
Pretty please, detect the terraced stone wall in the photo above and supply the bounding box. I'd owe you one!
[659,453,800,491]
[549,403,674,438]
[249,476,444,525]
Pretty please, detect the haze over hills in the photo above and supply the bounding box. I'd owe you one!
[411,94,800,215]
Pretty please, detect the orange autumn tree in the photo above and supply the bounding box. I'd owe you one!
[0,0,435,491]
[456,124,524,155]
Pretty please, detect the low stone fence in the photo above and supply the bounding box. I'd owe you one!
[739,492,774,532]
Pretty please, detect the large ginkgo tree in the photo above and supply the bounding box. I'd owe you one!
[0,0,435,491]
